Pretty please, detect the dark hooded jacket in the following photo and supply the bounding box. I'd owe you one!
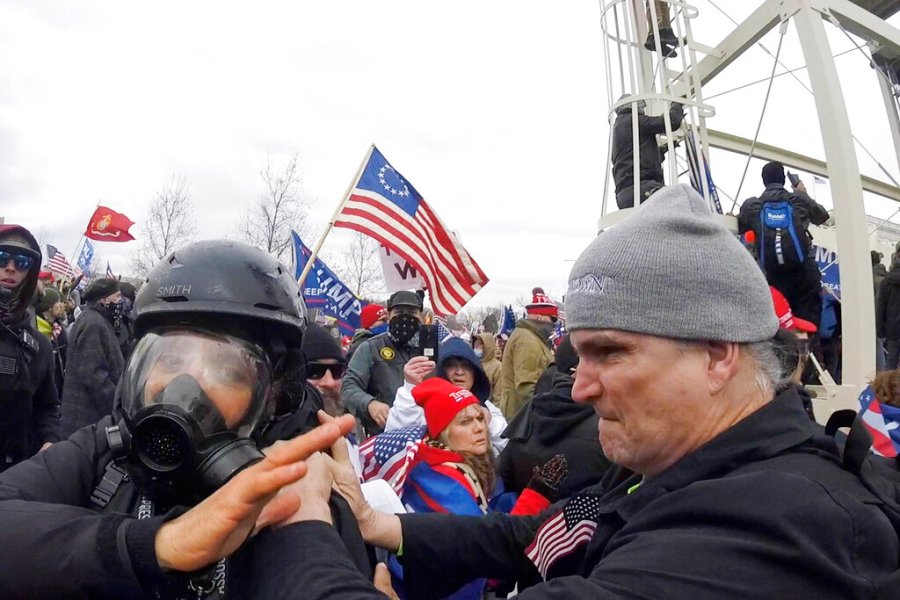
[611,101,684,207]
[0,380,373,599]
[499,370,610,498]
[435,337,491,403]
[262,388,900,599]
[60,302,125,437]
[0,225,61,469]
[737,184,830,243]
[876,261,900,340]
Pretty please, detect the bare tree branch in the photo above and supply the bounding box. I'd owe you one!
[129,175,198,276]
[238,153,311,260]
[328,233,385,298]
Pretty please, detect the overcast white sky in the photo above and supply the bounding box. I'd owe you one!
[2,1,900,309]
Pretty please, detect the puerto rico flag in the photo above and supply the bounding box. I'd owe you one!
[858,386,900,458]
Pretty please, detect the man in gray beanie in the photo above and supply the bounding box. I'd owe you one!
[269,185,898,599]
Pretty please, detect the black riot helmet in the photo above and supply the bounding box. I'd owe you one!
[111,240,308,504]
[133,240,307,348]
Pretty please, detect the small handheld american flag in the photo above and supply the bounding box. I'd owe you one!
[525,493,601,578]
[358,425,427,495]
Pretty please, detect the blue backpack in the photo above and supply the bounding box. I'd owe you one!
[758,200,809,273]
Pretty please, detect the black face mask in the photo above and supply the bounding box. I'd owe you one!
[118,373,264,505]
[389,313,420,346]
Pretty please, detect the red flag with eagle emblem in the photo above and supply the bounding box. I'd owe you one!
[84,206,136,242]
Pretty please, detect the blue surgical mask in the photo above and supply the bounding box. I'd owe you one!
[473,348,484,359]
[370,323,389,336]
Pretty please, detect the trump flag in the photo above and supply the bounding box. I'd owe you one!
[291,230,366,337]
[334,146,488,316]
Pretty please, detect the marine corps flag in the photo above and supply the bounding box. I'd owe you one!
[84,206,136,242]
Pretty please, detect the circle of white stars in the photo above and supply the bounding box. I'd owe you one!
[378,165,411,197]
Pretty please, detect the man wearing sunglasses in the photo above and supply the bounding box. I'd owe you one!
[302,323,349,419]
[0,225,61,472]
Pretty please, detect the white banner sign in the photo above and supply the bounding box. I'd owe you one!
[379,245,424,293]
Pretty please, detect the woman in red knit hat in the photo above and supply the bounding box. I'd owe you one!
[406,377,495,513]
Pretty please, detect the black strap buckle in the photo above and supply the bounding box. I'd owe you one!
[90,460,129,510]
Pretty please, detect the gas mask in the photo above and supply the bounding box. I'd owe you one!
[388,313,420,346]
[111,328,273,504]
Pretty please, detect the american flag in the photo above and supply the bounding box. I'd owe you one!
[334,146,488,316]
[105,261,114,279]
[358,425,427,495]
[858,386,900,457]
[432,315,453,343]
[525,493,601,579]
[46,245,74,277]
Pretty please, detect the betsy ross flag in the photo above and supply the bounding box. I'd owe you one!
[358,425,426,495]
[525,493,602,578]
[46,245,73,277]
[858,385,900,457]
[85,206,136,242]
[334,146,488,316]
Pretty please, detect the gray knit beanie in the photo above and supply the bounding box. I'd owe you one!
[565,184,777,342]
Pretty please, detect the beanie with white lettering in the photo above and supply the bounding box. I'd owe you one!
[565,184,777,342]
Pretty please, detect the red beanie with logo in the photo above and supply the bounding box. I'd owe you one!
[411,378,479,439]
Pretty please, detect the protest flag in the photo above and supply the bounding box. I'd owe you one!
[291,230,367,337]
[84,206,136,242]
[46,245,74,277]
[332,146,488,316]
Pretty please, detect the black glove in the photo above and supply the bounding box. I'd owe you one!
[525,454,569,503]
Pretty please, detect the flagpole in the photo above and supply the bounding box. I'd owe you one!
[62,198,103,287]
[298,144,376,284]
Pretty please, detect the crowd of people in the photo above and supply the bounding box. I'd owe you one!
[2,176,900,598]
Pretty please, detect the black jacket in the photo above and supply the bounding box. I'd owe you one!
[0,314,61,470]
[276,389,900,599]
[611,102,684,200]
[61,304,125,437]
[0,390,372,599]
[499,370,610,498]
[738,184,830,239]
[877,265,900,339]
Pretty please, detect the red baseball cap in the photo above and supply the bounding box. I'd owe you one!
[770,287,817,333]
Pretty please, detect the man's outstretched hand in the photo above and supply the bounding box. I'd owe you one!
[154,415,357,572]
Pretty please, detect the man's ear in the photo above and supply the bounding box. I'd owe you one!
[706,340,740,394]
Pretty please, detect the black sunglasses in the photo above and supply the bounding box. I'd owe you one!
[0,250,34,272]
[307,362,347,380]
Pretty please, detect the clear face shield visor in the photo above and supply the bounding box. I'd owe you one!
[120,328,273,441]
